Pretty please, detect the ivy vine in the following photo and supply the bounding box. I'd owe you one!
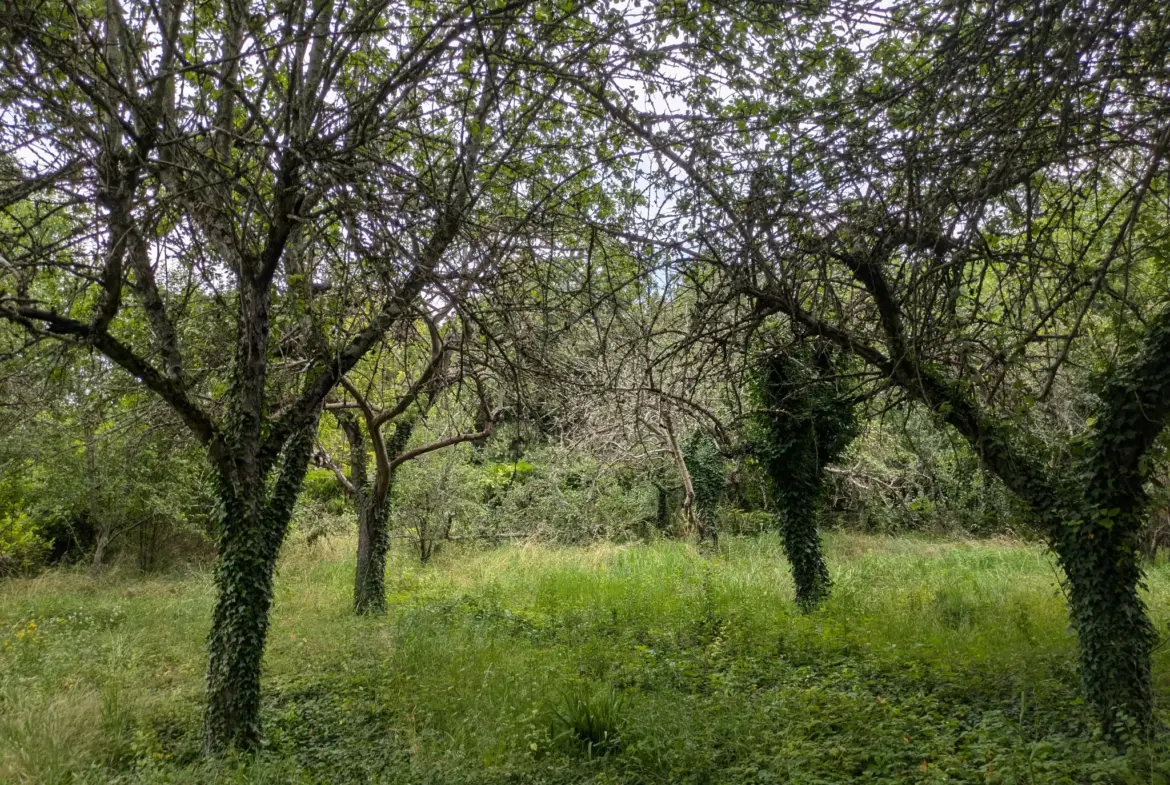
[683,429,727,544]
[747,343,859,611]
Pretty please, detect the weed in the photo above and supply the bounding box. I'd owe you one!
[548,686,624,758]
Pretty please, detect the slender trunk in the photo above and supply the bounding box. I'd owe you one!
[659,410,698,538]
[332,411,389,614]
[84,414,106,577]
[353,495,389,614]
[353,419,414,610]
[655,483,670,531]
[90,528,110,578]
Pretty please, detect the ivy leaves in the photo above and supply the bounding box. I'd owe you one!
[746,343,859,611]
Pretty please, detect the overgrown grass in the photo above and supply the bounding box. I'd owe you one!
[3,533,1170,783]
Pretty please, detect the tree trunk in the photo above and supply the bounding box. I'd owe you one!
[90,528,110,579]
[779,501,830,612]
[204,428,314,753]
[699,514,718,550]
[1054,518,1154,738]
[353,496,389,614]
[658,409,698,538]
[85,413,107,577]
[654,483,671,531]
[203,502,283,752]
[353,418,416,610]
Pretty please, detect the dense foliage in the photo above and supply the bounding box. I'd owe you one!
[747,345,860,609]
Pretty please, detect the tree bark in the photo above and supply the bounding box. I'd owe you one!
[204,428,313,752]
[656,407,698,538]
[905,360,1162,737]
[353,496,390,614]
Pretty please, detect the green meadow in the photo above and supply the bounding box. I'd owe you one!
[3,534,1169,784]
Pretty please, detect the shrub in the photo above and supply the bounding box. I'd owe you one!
[821,403,1027,536]
[0,510,50,576]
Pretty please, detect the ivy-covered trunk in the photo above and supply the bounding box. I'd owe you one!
[779,503,830,611]
[1054,518,1154,737]
[682,430,726,550]
[353,496,389,614]
[204,429,314,752]
[899,309,1170,738]
[204,503,284,751]
[340,411,413,615]
[748,346,858,613]
[1045,313,1170,737]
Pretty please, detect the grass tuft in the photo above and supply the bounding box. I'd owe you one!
[548,686,624,758]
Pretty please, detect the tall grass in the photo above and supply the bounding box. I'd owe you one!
[2,533,1169,783]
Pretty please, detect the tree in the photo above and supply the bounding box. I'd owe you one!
[0,0,618,751]
[746,343,858,610]
[681,428,725,547]
[317,311,497,612]
[588,0,1170,736]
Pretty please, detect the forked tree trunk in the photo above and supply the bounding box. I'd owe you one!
[352,418,414,613]
[204,429,313,752]
[836,250,1170,738]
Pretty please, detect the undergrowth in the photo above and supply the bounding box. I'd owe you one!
[2,533,1170,783]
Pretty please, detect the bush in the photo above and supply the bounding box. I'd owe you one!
[391,443,658,547]
[300,469,351,516]
[822,403,1027,536]
[0,510,50,576]
[722,509,773,536]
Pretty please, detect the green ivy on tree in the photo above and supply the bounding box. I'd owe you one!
[683,429,727,545]
[747,343,859,611]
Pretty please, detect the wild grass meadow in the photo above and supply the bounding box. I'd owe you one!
[4,533,1169,784]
